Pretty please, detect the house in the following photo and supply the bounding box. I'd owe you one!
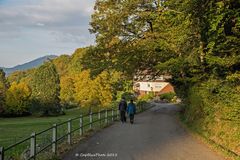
[133,74,174,96]
[134,81,174,96]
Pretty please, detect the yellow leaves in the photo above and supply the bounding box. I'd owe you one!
[7,82,31,100]
[73,70,122,108]
[5,82,31,113]
[106,37,121,48]
[226,72,240,84]
[74,70,98,107]
[94,71,113,107]
[53,55,71,76]
[216,1,224,9]
[60,75,75,103]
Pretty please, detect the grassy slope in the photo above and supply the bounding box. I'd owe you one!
[181,81,240,159]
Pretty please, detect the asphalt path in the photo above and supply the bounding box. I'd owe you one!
[63,103,224,160]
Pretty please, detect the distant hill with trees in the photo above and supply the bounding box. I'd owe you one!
[0,48,130,117]
[1,55,58,75]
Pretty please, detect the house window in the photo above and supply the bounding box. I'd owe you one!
[147,84,150,87]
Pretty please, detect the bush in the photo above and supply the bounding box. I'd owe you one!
[138,92,155,102]
[117,91,136,101]
[159,92,176,102]
[61,102,79,110]
[182,79,240,156]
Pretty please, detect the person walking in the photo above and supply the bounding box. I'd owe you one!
[127,99,136,124]
[118,97,127,123]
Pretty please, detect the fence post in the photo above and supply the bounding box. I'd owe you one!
[0,147,4,160]
[80,115,83,136]
[105,109,108,124]
[30,132,36,159]
[52,124,57,154]
[67,119,72,145]
[112,108,114,122]
[89,112,93,130]
[98,110,101,127]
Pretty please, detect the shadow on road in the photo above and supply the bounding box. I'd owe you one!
[62,103,224,160]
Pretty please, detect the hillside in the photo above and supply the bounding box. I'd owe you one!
[1,55,57,75]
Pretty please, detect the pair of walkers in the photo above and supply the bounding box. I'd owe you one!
[118,97,136,124]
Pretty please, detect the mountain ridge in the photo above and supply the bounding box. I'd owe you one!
[1,55,58,75]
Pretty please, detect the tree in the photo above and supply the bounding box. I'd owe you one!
[86,0,240,92]
[60,75,76,106]
[84,0,197,79]
[84,0,161,75]
[93,71,121,107]
[5,82,31,115]
[68,48,88,74]
[74,69,122,109]
[0,69,8,114]
[188,0,240,80]
[74,70,98,109]
[7,70,28,83]
[30,62,61,115]
[53,55,71,76]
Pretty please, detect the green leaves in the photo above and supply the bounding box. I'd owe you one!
[30,61,61,115]
[0,69,8,114]
[87,0,173,75]
[86,0,208,82]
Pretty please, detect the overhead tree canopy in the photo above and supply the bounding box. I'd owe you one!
[83,0,240,88]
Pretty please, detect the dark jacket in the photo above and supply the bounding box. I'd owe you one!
[119,100,127,111]
[127,103,136,115]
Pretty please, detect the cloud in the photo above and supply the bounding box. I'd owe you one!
[36,23,45,27]
[0,0,95,43]
[0,0,96,67]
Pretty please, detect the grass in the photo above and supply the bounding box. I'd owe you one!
[177,106,240,160]
[0,103,150,159]
[0,106,119,159]
[0,107,108,148]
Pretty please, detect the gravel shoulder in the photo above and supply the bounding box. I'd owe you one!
[62,103,225,160]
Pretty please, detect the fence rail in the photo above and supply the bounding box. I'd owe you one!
[0,105,148,160]
[0,106,152,160]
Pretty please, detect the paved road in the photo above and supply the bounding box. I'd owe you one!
[62,103,224,160]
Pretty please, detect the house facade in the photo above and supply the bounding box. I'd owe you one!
[134,81,175,96]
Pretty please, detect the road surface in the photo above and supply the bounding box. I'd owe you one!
[62,103,224,160]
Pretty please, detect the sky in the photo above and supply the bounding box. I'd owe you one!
[0,0,96,67]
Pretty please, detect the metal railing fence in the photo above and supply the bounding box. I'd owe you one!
[0,108,120,160]
[0,103,151,160]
